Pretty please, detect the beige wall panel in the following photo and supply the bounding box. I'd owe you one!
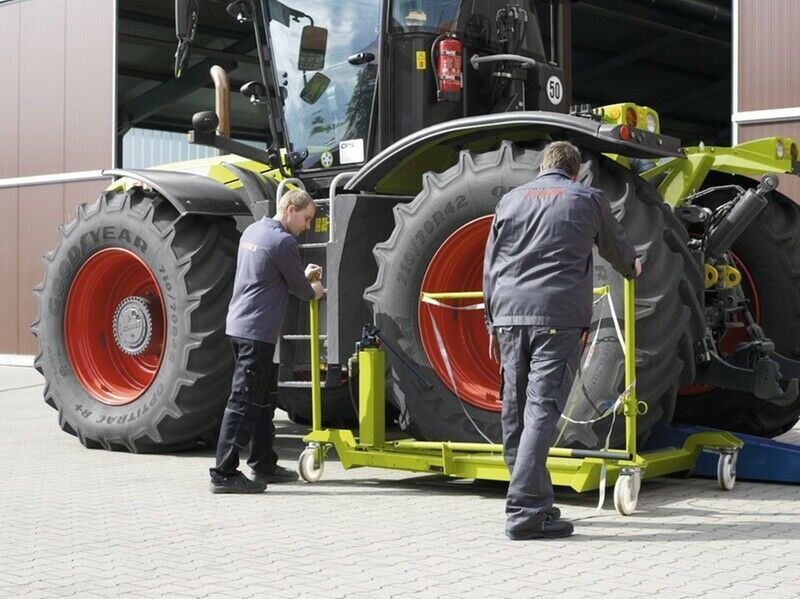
[0,4,20,352]
[739,0,800,112]
[18,0,67,178]
[738,122,800,204]
[0,189,19,353]
[64,0,114,171]
[0,3,20,179]
[1,0,114,354]
[17,184,64,355]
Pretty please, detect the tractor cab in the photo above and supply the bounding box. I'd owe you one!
[176,0,568,177]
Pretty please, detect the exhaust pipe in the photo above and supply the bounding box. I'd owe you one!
[210,65,231,154]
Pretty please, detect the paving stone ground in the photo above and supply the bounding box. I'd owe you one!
[1,365,799,598]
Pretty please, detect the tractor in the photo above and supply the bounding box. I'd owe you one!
[33,0,800,453]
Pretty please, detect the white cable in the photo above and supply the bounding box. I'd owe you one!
[606,293,626,356]
[560,396,623,425]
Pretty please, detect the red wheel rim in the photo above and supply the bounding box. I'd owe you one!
[419,216,501,411]
[64,248,166,405]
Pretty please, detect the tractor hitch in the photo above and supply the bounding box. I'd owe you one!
[694,338,800,407]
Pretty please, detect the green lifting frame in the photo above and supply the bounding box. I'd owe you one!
[301,279,743,514]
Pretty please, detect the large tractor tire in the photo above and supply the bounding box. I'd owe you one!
[32,189,239,452]
[366,141,704,448]
[675,173,800,437]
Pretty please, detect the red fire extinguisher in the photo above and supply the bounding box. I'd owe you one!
[434,36,462,102]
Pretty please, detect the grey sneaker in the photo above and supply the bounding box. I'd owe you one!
[251,465,299,484]
[210,472,267,494]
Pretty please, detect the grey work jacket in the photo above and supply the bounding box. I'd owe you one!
[483,168,637,329]
[226,217,316,344]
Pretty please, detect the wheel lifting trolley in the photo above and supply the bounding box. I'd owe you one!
[298,279,743,515]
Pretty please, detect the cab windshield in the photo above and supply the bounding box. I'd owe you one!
[265,0,381,171]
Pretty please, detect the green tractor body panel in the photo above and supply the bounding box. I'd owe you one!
[108,154,280,194]
[642,137,800,207]
[346,110,682,195]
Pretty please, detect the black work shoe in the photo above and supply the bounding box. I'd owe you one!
[210,472,267,494]
[251,465,299,484]
[506,517,574,540]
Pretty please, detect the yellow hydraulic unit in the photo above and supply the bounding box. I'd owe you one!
[299,279,742,515]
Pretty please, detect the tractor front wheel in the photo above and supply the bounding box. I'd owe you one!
[32,190,239,451]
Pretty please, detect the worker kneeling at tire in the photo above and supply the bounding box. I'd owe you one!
[209,189,324,494]
[483,141,641,539]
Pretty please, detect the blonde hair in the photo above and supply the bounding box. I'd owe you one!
[277,189,314,213]
[540,141,581,177]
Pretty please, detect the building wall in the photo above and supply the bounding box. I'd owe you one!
[122,128,218,170]
[735,0,800,202]
[737,0,800,113]
[0,0,115,355]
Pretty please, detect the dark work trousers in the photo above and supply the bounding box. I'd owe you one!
[210,336,279,481]
[496,325,583,535]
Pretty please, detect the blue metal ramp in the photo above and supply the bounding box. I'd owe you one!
[645,424,800,484]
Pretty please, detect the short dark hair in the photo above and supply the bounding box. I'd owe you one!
[541,141,581,177]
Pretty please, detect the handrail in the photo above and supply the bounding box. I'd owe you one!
[327,171,357,245]
[275,177,306,200]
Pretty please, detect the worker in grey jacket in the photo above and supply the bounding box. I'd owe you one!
[210,189,324,494]
[483,141,641,539]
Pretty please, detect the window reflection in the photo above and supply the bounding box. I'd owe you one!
[266,0,380,170]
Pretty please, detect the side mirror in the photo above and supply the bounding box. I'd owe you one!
[298,25,328,71]
[174,0,200,78]
[240,81,268,104]
[300,72,331,105]
[226,0,253,23]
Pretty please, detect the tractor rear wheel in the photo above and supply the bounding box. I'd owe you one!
[32,189,239,452]
[366,141,704,448]
[675,173,800,437]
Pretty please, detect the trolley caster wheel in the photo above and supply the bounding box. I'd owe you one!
[614,469,640,516]
[299,445,325,483]
[717,451,737,491]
